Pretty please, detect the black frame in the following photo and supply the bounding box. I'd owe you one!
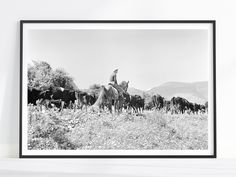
[20,20,216,158]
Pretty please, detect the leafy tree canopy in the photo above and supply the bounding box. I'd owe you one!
[28,60,77,90]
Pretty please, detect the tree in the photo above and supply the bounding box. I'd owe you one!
[51,68,76,90]
[27,60,78,90]
[28,64,36,87]
[28,61,53,89]
[88,84,102,97]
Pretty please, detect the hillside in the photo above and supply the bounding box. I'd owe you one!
[128,81,208,104]
[127,87,145,97]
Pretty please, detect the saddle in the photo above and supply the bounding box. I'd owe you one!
[108,83,125,96]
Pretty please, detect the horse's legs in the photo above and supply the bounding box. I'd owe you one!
[117,100,121,114]
[117,100,120,114]
[45,99,50,109]
[109,104,112,113]
[69,101,72,109]
[61,101,65,112]
[37,98,43,111]
[74,99,78,111]
[114,100,117,114]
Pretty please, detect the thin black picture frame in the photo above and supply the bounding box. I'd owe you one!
[20,20,216,158]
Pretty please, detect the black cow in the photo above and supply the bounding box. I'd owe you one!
[194,103,201,114]
[77,91,87,109]
[144,96,154,110]
[28,87,51,106]
[193,103,206,114]
[139,97,145,112]
[129,95,144,113]
[152,94,164,110]
[163,100,171,113]
[188,102,195,114]
[87,93,97,105]
[200,104,206,113]
[170,97,190,114]
[123,92,131,111]
[28,87,41,105]
[77,91,89,110]
[76,91,98,111]
[49,87,79,111]
[185,101,206,114]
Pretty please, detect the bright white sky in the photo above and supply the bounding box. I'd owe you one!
[28,29,208,90]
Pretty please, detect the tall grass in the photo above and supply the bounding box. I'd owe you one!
[28,106,208,150]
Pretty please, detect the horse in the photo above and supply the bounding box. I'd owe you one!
[112,81,129,113]
[92,81,129,114]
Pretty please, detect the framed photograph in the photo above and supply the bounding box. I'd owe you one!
[20,20,216,158]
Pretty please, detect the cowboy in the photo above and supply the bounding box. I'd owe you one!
[109,69,118,85]
[109,69,125,95]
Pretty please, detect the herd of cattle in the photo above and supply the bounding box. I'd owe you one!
[123,94,207,114]
[28,87,96,110]
[28,86,208,114]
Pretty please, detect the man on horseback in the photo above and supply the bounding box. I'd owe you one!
[110,69,118,85]
[109,69,125,95]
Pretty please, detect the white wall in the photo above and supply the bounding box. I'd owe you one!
[0,0,235,158]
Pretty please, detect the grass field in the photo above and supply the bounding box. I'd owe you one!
[28,105,208,150]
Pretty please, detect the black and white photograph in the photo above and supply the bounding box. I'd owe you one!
[20,21,216,157]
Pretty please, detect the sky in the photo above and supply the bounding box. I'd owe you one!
[27,29,209,90]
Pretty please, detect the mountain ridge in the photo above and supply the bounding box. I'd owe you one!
[127,81,208,104]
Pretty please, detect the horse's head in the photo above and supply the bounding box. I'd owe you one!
[119,81,129,92]
[100,85,106,92]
